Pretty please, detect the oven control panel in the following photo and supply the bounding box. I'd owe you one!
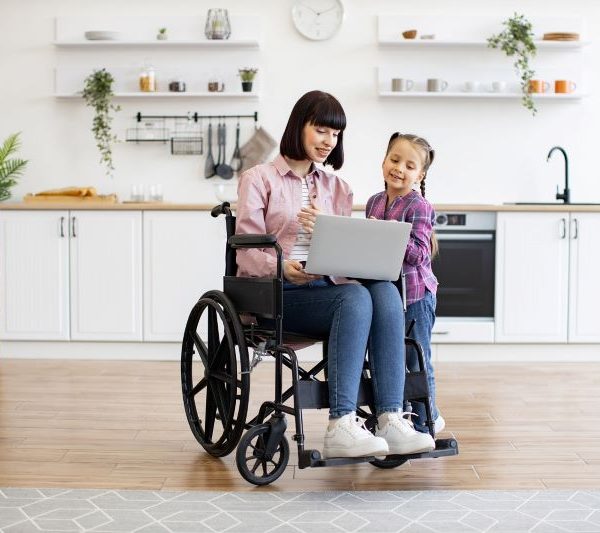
[435,211,496,231]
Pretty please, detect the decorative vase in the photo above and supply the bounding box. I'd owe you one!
[241,81,253,92]
[157,33,167,40]
[205,9,231,40]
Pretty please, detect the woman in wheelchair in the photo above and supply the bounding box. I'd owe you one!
[235,90,435,459]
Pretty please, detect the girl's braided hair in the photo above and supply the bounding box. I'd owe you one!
[385,132,438,257]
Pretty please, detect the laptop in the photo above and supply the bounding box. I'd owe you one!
[304,214,412,281]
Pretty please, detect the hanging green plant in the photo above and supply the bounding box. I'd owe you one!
[488,13,537,115]
[0,132,28,201]
[82,68,121,176]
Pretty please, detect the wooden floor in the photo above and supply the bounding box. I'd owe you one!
[1,359,599,491]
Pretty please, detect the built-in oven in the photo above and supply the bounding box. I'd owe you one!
[430,211,496,343]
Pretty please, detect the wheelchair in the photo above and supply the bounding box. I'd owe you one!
[181,202,458,485]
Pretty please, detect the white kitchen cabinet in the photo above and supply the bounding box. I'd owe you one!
[568,213,600,342]
[0,211,70,340]
[69,211,142,341]
[495,211,600,343]
[143,211,226,341]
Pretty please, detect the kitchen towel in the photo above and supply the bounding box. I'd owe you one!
[239,127,277,173]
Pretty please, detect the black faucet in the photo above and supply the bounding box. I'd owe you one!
[547,146,570,204]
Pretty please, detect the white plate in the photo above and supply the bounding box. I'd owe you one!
[84,31,120,41]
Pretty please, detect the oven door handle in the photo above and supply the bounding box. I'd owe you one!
[436,233,494,241]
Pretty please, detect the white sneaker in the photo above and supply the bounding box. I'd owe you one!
[376,412,435,455]
[323,413,389,458]
[434,414,445,434]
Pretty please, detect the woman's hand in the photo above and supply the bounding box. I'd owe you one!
[284,260,322,285]
[297,202,321,233]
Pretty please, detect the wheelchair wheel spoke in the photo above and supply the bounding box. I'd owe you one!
[262,461,268,476]
[189,377,207,398]
[192,332,209,369]
[209,380,230,428]
[251,459,262,474]
[207,307,220,364]
[204,393,217,441]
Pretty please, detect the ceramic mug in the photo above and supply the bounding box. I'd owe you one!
[491,81,507,93]
[528,79,550,93]
[427,78,448,92]
[463,81,481,92]
[391,78,414,92]
[555,80,577,94]
[208,80,225,92]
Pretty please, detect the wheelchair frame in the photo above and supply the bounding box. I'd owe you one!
[181,202,458,485]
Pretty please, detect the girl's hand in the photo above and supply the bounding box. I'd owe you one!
[297,202,321,233]
[284,260,322,285]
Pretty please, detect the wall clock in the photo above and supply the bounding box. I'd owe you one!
[291,0,344,41]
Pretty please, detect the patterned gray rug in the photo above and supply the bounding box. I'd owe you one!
[1,489,599,532]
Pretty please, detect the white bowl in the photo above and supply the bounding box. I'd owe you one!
[213,180,238,203]
[84,31,120,41]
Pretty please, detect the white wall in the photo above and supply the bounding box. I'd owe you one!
[1,0,599,206]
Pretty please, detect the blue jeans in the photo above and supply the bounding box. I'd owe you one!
[281,280,405,418]
[405,290,438,432]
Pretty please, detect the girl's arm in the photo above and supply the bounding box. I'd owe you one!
[404,203,434,266]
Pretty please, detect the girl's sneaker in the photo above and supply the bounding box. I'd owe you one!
[323,412,389,458]
[376,412,435,455]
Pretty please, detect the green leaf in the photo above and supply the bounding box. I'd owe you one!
[0,133,20,164]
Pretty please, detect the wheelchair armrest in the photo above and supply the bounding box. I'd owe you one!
[228,234,278,249]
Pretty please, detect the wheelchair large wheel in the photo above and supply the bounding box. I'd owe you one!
[235,424,289,486]
[181,290,250,457]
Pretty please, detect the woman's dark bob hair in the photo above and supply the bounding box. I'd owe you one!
[280,90,346,170]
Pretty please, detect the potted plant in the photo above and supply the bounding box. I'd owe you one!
[157,27,167,40]
[82,68,121,177]
[238,68,258,92]
[0,132,28,201]
[488,13,537,115]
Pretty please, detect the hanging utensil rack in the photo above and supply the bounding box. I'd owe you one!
[125,112,258,148]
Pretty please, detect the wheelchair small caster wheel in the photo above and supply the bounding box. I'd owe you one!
[236,424,289,486]
[370,456,408,469]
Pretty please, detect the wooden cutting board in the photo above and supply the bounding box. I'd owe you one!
[23,193,118,203]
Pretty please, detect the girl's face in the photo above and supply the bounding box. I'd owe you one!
[302,123,340,163]
[382,139,426,197]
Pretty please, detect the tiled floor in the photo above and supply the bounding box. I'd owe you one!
[1,489,600,532]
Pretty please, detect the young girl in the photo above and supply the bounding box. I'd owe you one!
[236,94,434,458]
[365,132,444,435]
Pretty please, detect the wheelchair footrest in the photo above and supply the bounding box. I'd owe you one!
[298,438,458,469]
[387,438,459,461]
[299,449,375,469]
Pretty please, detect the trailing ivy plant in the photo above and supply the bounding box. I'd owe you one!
[82,69,121,176]
[0,132,28,201]
[488,13,537,115]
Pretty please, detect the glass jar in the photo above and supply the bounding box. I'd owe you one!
[139,64,156,92]
[205,9,231,40]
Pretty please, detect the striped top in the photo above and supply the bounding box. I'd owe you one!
[288,177,312,261]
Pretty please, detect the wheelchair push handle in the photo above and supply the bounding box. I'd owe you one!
[211,202,233,218]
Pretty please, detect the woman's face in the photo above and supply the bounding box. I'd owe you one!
[382,139,425,197]
[302,123,340,163]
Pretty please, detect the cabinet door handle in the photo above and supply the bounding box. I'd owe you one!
[432,331,449,335]
[571,218,578,239]
[71,217,77,238]
[559,218,567,239]
[60,216,65,238]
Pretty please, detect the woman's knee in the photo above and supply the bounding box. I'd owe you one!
[366,281,403,314]
[336,284,372,319]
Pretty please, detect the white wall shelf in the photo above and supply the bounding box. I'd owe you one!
[53,39,259,48]
[378,39,589,49]
[377,15,587,105]
[55,91,259,99]
[379,91,584,100]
